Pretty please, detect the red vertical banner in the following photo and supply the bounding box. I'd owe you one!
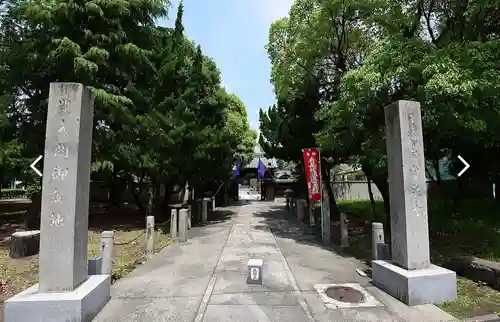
[302,148,322,201]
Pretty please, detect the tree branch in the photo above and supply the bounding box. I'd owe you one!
[423,0,437,44]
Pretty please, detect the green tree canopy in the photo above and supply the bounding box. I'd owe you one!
[0,0,256,217]
[261,0,500,230]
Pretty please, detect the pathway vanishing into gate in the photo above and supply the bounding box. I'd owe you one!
[93,201,457,322]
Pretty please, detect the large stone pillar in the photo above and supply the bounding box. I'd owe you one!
[5,83,110,322]
[372,100,456,305]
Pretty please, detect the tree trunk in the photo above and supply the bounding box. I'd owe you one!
[24,193,42,229]
[131,186,144,210]
[10,230,40,258]
[367,177,378,220]
[495,178,500,202]
[433,157,442,185]
[0,167,3,199]
[130,174,145,210]
[373,178,390,244]
[153,182,162,212]
[321,162,340,221]
[109,175,127,207]
[146,185,153,218]
[362,163,390,243]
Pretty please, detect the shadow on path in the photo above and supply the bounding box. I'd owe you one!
[251,204,355,260]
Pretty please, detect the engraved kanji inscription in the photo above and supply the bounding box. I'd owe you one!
[50,189,63,204]
[250,268,259,280]
[409,164,419,182]
[407,113,421,158]
[51,165,68,180]
[54,143,69,158]
[411,184,424,217]
[58,119,67,135]
[57,97,71,115]
[49,212,64,227]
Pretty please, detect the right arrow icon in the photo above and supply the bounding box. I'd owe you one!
[457,155,470,177]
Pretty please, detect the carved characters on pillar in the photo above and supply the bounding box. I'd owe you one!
[58,97,71,115]
[58,119,67,135]
[47,88,72,228]
[49,212,64,227]
[54,143,69,158]
[407,113,424,217]
[50,189,63,204]
[51,165,68,181]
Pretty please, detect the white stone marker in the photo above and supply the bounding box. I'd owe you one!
[372,100,456,305]
[170,209,178,239]
[202,199,208,224]
[372,222,385,260]
[297,199,304,221]
[247,259,263,285]
[5,83,110,322]
[339,212,349,247]
[145,215,155,259]
[178,208,188,243]
[100,231,114,275]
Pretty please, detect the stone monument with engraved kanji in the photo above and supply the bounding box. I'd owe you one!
[371,100,456,305]
[4,83,111,322]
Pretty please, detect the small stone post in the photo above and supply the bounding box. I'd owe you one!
[178,209,188,243]
[100,231,114,275]
[321,186,331,243]
[308,201,315,227]
[372,222,385,260]
[170,209,178,239]
[339,213,349,247]
[372,100,456,305]
[187,206,192,230]
[296,199,304,221]
[202,199,208,224]
[145,216,154,259]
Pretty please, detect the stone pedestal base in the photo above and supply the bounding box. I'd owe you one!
[4,275,110,322]
[372,260,456,306]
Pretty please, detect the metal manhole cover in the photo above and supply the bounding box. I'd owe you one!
[325,286,365,303]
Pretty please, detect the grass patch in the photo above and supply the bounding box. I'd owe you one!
[0,202,174,322]
[0,229,172,302]
[338,198,500,319]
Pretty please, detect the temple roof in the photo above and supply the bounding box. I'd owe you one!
[246,156,278,169]
[244,142,278,169]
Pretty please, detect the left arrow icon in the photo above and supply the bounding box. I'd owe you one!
[30,155,43,177]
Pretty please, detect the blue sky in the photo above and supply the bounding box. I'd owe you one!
[158,0,293,131]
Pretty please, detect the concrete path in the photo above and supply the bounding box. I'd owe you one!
[93,201,458,322]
